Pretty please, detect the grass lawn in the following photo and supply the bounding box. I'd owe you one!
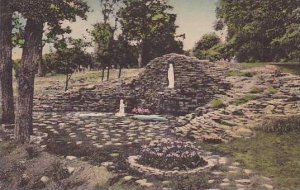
[240,62,300,76]
[203,131,300,189]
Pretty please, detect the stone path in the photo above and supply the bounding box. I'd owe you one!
[31,112,175,149]
[176,70,300,142]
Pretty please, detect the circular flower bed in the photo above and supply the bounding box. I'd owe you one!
[138,139,208,171]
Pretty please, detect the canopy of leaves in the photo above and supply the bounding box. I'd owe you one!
[12,0,89,24]
[118,0,183,65]
[193,33,225,61]
[51,38,92,75]
[216,0,300,62]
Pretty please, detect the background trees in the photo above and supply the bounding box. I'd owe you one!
[53,38,92,91]
[193,33,225,61]
[215,0,300,62]
[118,0,183,67]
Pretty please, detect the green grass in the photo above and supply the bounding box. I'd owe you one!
[249,87,264,94]
[273,63,300,76]
[203,131,300,189]
[240,62,269,69]
[230,94,257,106]
[267,86,278,94]
[210,99,225,108]
[227,70,255,77]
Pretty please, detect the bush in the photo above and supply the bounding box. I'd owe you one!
[260,115,300,134]
[227,70,255,77]
[139,139,207,171]
[267,86,278,94]
[250,87,264,94]
[210,99,225,108]
[230,95,257,106]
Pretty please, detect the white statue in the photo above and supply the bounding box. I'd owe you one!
[168,64,175,89]
[115,99,126,117]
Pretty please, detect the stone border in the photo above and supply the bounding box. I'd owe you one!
[128,155,215,177]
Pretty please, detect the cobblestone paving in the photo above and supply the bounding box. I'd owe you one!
[32,112,175,149]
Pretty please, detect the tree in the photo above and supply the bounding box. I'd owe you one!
[90,23,114,81]
[53,38,92,91]
[193,33,225,61]
[94,0,120,81]
[0,0,15,124]
[118,0,183,67]
[216,0,300,62]
[12,0,89,143]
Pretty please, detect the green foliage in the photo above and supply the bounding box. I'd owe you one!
[230,95,257,106]
[267,86,278,95]
[52,38,92,75]
[260,115,300,134]
[90,23,114,67]
[193,33,226,61]
[249,87,264,94]
[118,0,183,66]
[216,0,300,62]
[227,70,255,77]
[210,99,225,108]
[205,131,300,188]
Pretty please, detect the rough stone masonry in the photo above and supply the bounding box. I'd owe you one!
[34,54,230,115]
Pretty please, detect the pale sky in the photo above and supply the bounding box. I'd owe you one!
[12,0,219,59]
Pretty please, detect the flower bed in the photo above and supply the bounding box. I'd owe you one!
[138,139,208,171]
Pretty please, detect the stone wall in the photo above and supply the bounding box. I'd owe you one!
[34,54,230,115]
[127,54,230,115]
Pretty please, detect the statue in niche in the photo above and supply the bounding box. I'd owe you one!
[115,99,126,117]
[168,64,175,89]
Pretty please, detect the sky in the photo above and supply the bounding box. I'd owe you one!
[12,0,219,59]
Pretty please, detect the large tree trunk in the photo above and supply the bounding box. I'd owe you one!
[14,19,43,143]
[0,0,15,124]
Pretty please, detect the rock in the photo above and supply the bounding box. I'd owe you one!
[123,176,133,181]
[236,128,253,137]
[220,183,230,188]
[235,179,251,184]
[244,169,252,175]
[40,176,50,184]
[66,156,77,161]
[136,179,153,187]
[67,167,75,174]
[262,184,273,190]
[218,157,228,165]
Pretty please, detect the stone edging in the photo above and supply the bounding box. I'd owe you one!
[128,155,215,177]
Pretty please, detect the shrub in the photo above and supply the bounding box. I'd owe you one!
[230,95,257,106]
[210,99,225,108]
[227,70,255,77]
[250,87,264,94]
[139,139,207,171]
[260,115,300,134]
[267,86,278,94]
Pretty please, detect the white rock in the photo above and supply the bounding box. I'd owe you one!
[66,156,77,161]
[67,167,75,174]
[40,176,50,184]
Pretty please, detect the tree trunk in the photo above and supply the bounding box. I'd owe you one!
[0,0,15,124]
[65,74,71,92]
[15,19,43,143]
[101,67,105,81]
[107,66,110,81]
[118,65,122,79]
[138,41,144,68]
[37,47,46,77]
